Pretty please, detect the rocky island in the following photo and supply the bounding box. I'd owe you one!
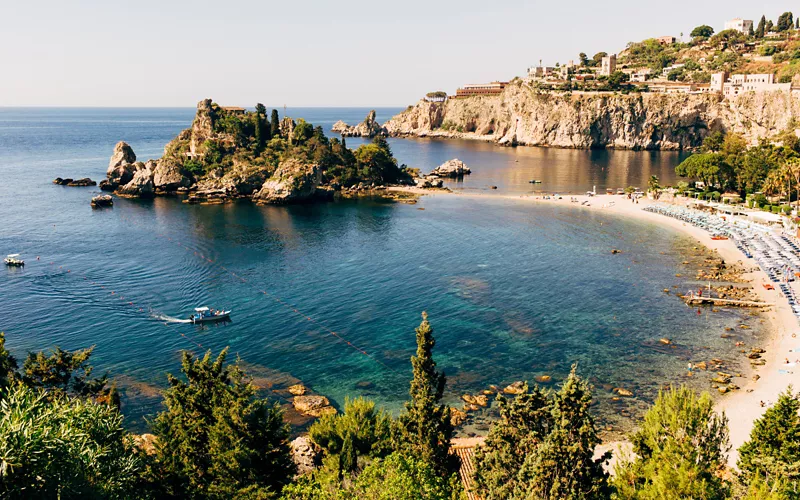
[102,99,412,204]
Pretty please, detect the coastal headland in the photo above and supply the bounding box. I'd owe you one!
[380,83,800,150]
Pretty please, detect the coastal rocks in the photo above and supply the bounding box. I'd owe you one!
[253,159,321,204]
[288,384,307,396]
[108,141,136,172]
[534,375,552,383]
[67,178,97,187]
[611,249,622,254]
[153,159,191,192]
[414,177,444,189]
[331,110,388,138]
[91,195,113,208]
[614,388,634,397]
[293,395,336,417]
[290,436,320,476]
[450,408,468,427]
[431,159,470,177]
[117,162,155,199]
[54,177,96,186]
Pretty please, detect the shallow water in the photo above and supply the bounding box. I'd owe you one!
[0,107,763,435]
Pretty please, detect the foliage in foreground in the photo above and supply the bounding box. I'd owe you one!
[0,383,144,499]
[612,386,730,499]
[152,347,294,499]
[737,388,800,496]
[472,366,609,499]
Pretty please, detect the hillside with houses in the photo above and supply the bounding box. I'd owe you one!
[378,12,800,151]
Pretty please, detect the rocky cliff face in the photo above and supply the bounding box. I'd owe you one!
[384,82,800,150]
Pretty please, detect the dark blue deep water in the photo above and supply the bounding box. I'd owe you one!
[0,107,764,436]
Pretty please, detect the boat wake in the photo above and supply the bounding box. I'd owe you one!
[150,310,192,324]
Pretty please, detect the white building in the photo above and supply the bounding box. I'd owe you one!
[724,18,753,34]
[528,64,556,80]
[661,63,685,78]
[600,54,617,76]
[629,68,652,82]
[718,73,790,98]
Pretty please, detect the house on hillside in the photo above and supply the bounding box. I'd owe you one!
[600,54,617,76]
[724,18,753,34]
[657,36,676,45]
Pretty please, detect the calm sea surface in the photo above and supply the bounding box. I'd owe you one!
[0,107,764,435]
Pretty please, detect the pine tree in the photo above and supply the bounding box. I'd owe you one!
[777,12,794,32]
[153,348,294,498]
[394,312,454,477]
[737,389,800,494]
[756,15,766,38]
[473,383,552,499]
[613,386,730,499]
[767,20,774,33]
[515,366,609,499]
[270,109,280,137]
[341,136,347,149]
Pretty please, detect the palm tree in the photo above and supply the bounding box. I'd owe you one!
[647,175,661,199]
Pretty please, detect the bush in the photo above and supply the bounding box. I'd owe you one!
[0,384,145,498]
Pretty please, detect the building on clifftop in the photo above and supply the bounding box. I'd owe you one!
[600,54,616,76]
[724,18,753,33]
[455,82,508,97]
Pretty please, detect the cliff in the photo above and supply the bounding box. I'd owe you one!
[384,82,800,150]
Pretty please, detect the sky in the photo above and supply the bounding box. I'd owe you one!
[1,0,798,107]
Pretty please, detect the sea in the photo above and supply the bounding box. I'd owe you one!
[0,107,766,436]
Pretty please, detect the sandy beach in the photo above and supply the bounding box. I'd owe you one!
[395,187,800,469]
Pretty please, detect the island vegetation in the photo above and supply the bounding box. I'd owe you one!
[104,99,413,204]
[2,319,800,499]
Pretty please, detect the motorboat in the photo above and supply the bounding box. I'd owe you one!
[528,179,542,184]
[4,254,24,267]
[189,306,231,323]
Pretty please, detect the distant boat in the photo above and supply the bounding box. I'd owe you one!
[189,306,231,323]
[529,180,542,184]
[4,254,24,267]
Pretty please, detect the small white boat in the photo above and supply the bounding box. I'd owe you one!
[4,254,24,267]
[189,306,231,323]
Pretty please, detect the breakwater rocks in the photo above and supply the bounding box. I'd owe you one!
[384,81,800,150]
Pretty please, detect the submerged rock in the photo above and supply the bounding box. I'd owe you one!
[293,395,336,417]
[503,381,526,395]
[288,384,307,396]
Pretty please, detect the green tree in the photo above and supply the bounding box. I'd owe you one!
[675,153,725,188]
[579,52,590,66]
[270,109,280,137]
[22,345,117,405]
[473,367,609,500]
[612,386,730,499]
[778,12,794,32]
[591,52,608,67]
[767,20,775,32]
[394,312,455,478]
[756,16,767,38]
[283,452,460,500]
[293,119,314,144]
[608,71,629,89]
[0,383,145,499]
[691,25,714,38]
[152,348,294,498]
[0,332,17,392]
[254,103,268,153]
[310,397,392,474]
[353,137,402,184]
[737,388,800,495]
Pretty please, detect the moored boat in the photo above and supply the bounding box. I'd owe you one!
[189,306,231,323]
[4,254,24,267]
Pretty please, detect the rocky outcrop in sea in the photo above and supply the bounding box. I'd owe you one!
[383,81,800,150]
[331,110,387,138]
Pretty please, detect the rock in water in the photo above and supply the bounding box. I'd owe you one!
[503,381,526,394]
[431,159,471,177]
[108,141,136,173]
[293,395,336,417]
[91,195,113,208]
[67,178,97,187]
[118,162,155,198]
[53,177,72,185]
[253,159,321,204]
[331,110,388,138]
[288,384,307,396]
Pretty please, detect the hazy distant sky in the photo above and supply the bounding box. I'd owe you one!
[2,0,797,107]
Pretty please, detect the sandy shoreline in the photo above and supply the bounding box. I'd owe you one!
[395,187,799,469]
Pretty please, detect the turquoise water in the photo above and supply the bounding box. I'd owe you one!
[0,108,762,435]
